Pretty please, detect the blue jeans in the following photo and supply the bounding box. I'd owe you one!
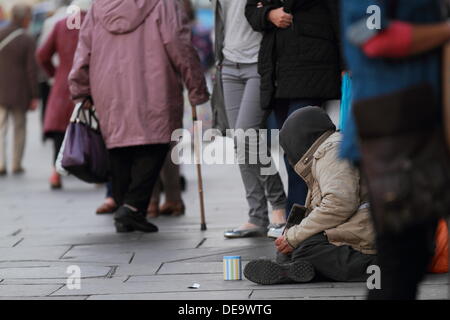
[273,99,324,214]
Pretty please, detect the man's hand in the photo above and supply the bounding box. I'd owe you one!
[275,235,294,255]
[268,8,293,29]
[29,99,39,111]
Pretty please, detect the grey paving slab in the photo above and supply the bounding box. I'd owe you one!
[158,262,223,275]
[87,290,252,300]
[250,287,367,299]
[0,246,71,262]
[0,284,62,297]
[0,265,111,279]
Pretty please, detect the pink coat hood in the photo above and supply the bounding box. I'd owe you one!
[69,0,209,149]
[97,0,159,35]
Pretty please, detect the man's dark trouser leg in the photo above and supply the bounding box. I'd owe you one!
[124,144,169,213]
[367,219,437,300]
[288,233,377,282]
[109,147,133,209]
[109,144,170,213]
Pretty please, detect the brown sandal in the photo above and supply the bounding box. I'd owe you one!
[96,199,117,214]
[159,202,185,217]
[147,202,160,218]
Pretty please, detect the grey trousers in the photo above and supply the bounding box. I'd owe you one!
[222,61,287,227]
[0,106,27,171]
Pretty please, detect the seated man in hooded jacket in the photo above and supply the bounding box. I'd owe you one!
[244,106,377,284]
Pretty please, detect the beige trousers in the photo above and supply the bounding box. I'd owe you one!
[0,106,27,171]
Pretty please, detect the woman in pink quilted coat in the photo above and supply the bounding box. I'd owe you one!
[69,0,209,233]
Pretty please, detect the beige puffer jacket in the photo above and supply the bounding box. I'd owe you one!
[285,132,376,255]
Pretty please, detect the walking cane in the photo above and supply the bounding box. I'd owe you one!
[191,105,207,231]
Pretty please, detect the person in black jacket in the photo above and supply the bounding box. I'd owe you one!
[245,0,343,213]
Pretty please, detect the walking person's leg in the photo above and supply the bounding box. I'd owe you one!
[49,132,65,189]
[222,62,287,238]
[0,106,8,174]
[11,108,26,174]
[159,142,184,216]
[113,144,170,233]
[367,219,437,300]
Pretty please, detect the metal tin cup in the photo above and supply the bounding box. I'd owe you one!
[223,256,242,281]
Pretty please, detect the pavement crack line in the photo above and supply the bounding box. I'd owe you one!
[248,290,254,299]
[59,245,75,260]
[10,229,22,237]
[106,266,118,278]
[195,238,207,249]
[155,262,164,275]
[128,252,136,264]
[12,237,24,248]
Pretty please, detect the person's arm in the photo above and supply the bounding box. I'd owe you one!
[245,0,279,32]
[36,23,57,78]
[69,10,94,101]
[159,0,209,106]
[285,145,361,248]
[363,21,450,58]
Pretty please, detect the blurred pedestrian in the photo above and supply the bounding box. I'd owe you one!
[245,0,343,214]
[147,0,197,219]
[212,0,287,239]
[0,5,8,28]
[37,0,92,190]
[342,0,450,299]
[69,0,209,233]
[36,0,72,130]
[0,4,39,176]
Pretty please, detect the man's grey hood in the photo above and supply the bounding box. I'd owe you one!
[280,106,336,166]
[95,0,160,34]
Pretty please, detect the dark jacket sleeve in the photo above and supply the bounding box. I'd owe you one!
[245,0,278,32]
[326,0,346,71]
[26,36,39,100]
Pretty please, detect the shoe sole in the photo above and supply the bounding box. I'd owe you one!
[224,229,266,239]
[244,259,315,285]
[114,213,158,233]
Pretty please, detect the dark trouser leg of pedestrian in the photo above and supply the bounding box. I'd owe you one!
[0,106,8,173]
[111,144,170,233]
[11,108,26,173]
[273,99,323,213]
[49,132,65,189]
[158,142,185,217]
[38,82,50,130]
[367,219,437,300]
[52,132,65,164]
[109,146,133,209]
[291,233,377,282]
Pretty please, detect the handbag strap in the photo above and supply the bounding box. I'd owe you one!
[0,29,24,52]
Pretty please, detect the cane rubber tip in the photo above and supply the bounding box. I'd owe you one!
[201,224,207,231]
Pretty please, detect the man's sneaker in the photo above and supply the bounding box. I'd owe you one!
[114,206,158,233]
[267,223,286,239]
[244,259,315,285]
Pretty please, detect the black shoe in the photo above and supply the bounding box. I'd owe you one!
[114,222,135,233]
[114,206,158,233]
[244,259,315,285]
